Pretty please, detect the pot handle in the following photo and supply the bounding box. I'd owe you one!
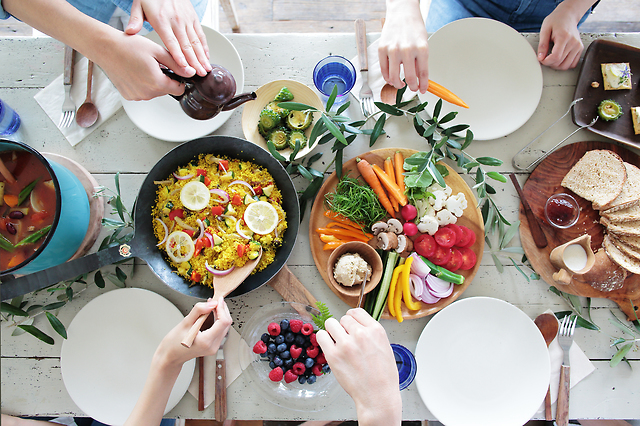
[0,243,135,301]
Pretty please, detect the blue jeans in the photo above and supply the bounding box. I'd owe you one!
[426,0,591,33]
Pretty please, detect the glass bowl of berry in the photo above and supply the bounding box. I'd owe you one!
[239,301,339,411]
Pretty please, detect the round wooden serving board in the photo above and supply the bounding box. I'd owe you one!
[519,141,640,321]
[309,148,485,320]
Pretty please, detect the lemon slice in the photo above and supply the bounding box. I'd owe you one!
[165,231,195,263]
[180,181,210,211]
[243,201,278,234]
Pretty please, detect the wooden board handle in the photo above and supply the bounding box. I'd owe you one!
[215,358,227,422]
[267,266,317,306]
[556,365,570,426]
[354,18,368,71]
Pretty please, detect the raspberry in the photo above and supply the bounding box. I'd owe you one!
[289,319,303,333]
[253,340,267,354]
[290,345,303,359]
[312,363,323,376]
[305,345,319,358]
[292,362,306,375]
[309,333,317,346]
[268,367,283,382]
[267,322,281,336]
[316,353,326,365]
[301,323,314,335]
[284,370,298,383]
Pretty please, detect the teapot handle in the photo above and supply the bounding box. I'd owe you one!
[161,68,192,100]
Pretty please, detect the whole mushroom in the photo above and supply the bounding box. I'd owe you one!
[386,218,403,234]
[371,221,389,235]
[377,232,399,250]
[395,234,414,257]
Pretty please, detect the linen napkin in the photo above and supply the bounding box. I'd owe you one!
[34,56,122,146]
[536,309,596,416]
[186,325,250,409]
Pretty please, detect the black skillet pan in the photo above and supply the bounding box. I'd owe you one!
[0,136,300,301]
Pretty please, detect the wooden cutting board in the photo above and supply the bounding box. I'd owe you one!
[520,141,640,321]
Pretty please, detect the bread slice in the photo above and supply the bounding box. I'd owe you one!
[561,150,626,209]
[610,234,640,261]
[601,63,632,90]
[602,202,640,223]
[601,217,640,237]
[603,234,640,274]
[632,107,640,135]
[599,162,640,211]
[617,234,640,251]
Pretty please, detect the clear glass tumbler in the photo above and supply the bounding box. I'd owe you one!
[312,56,356,107]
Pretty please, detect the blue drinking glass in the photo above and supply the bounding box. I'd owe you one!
[312,56,356,106]
[391,343,417,390]
[0,99,22,141]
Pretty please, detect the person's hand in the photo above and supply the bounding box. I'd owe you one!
[125,0,212,77]
[378,0,429,93]
[153,298,232,369]
[316,308,402,426]
[537,2,584,70]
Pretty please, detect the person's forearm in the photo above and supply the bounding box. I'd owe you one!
[354,393,402,426]
[554,0,599,23]
[386,0,422,18]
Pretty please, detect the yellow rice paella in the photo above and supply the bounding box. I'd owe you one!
[152,154,287,287]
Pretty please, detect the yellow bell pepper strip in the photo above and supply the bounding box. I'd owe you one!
[323,241,343,250]
[400,257,421,311]
[387,264,404,318]
[394,265,404,323]
[319,234,341,243]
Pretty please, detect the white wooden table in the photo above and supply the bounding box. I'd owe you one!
[1,32,639,422]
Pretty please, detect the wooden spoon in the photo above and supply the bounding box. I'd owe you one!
[380,83,398,104]
[76,60,99,128]
[534,312,559,421]
[181,250,262,348]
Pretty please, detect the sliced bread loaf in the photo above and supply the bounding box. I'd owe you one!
[603,234,640,274]
[601,202,640,223]
[617,234,640,251]
[601,217,640,237]
[561,150,626,210]
[599,162,640,211]
[610,234,640,261]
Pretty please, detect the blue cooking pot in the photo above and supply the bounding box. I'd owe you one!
[0,139,90,275]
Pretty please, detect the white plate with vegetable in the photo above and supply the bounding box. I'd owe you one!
[415,297,550,426]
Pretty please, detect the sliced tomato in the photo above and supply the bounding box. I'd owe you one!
[443,248,463,272]
[204,176,211,186]
[196,168,207,177]
[31,211,51,224]
[253,185,263,196]
[169,208,184,221]
[190,271,202,282]
[458,247,477,270]
[211,205,224,216]
[194,238,207,256]
[184,229,195,237]
[455,225,475,248]
[428,245,452,266]
[237,243,248,257]
[434,226,457,248]
[218,160,229,171]
[414,234,437,258]
[231,194,242,206]
[444,224,463,246]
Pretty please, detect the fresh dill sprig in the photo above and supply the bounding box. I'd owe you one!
[312,301,333,330]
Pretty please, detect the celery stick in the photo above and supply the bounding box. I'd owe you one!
[372,251,399,320]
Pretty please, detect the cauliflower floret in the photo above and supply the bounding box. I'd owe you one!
[414,199,436,219]
[436,209,457,226]
[429,190,448,211]
[427,183,452,197]
[417,215,439,235]
[445,193,468,217]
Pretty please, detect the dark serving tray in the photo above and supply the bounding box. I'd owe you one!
[572,39,640,148]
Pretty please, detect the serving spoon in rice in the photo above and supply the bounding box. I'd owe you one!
[182,249,263,348]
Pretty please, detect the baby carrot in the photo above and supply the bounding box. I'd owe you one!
[315,227,370,242]
[394,151,405,194]
[323,242,343,250]
[324,210,365,229]
[427,79,469,109]
[383,158,399,212]
[326,222,374,239]
[356,158,395,218]
[3,194,18,208]
[371,164,408,206]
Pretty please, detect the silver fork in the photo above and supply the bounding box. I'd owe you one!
[59,45,76,128]
[556,315,577,426]
[355,19,374,118]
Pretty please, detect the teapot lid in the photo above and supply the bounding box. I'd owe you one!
[193,64,237,105]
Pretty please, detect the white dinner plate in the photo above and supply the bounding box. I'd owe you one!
[419,18,543,140]
[121,26,245,142]
[415,297,550,426]
[60,288,195,426]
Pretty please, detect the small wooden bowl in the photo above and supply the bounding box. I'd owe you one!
[326,241,383,298]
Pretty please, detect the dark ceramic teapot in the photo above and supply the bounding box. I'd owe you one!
[162,64,256,120]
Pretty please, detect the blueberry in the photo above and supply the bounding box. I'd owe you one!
[260,352,269,358]
[267,353,276,361]
[261,333,271,343]
[284,332,295,344]
[275,335,285,345]
[269,361,276,369]
[322,364,331,374]
[276,343,288,353]
[273,356,283,366]
[304,357,315,368]
[295,335,305,346]
[307,375,317,384]
[267,343,276,353]
[298,375,307,384]
[283,358,294,369]
[280,350,290,359]
[280,319,290,331]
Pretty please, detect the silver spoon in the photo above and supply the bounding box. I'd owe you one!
[76,60,99,128]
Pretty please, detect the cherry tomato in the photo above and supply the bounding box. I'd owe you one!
[237,243,248,257]
[429,245,452,266]
[443,248,463,272]
[434,226,457,248]
[168,209,184,221]
[231,194,242,206]
[196,168,207,177]
[194,238,207,256]
[184,229,195,237]
[444,224,463,246]
[190,271,202,282]
[414,234,437,258]
[458,247,477,270]
[211,205,224,216]
[203,176,211,186]
[253,185,263,196]
[455,225,477,248]
[218,160,229,171]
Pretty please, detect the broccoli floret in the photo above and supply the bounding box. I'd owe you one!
[286,110,313,131]
[267,127,290,150]
[288,130,307,150]
[274,87,294,102]
[267,101,290,119]
[259,108,281,130]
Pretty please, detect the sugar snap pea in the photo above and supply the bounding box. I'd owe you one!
[15,225,52,248]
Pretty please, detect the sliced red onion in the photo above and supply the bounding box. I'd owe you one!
[410,252,432,278]
[236,219,252,239]
[155,218,168,247]
[426,274,454,298]
[275,219,282,239]
[217,223,226,234]
[204,232,215,247]
[409,273,425,299]
[175,216,195,231]
[219,214,234,220]
[419,290,441,304]
[173,172,194,180]
[196,218,205,238]
[210,188,230,203]
[205,260,235,276]
[230,180,255,195]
